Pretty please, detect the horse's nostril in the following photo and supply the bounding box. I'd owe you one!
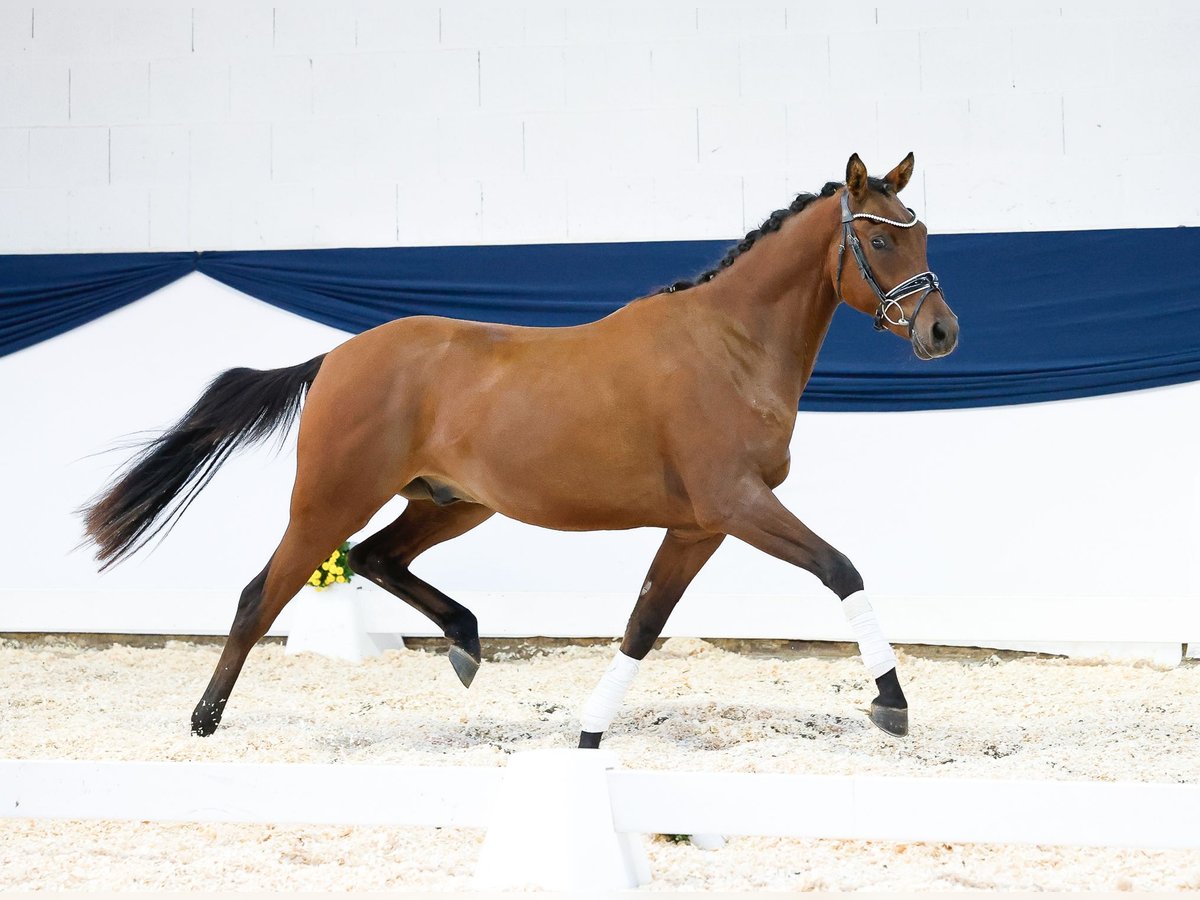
[931,320,947,344]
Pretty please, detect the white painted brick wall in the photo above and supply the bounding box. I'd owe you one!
[0,0,1197,252]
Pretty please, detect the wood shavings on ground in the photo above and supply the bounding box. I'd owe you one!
[1,635,1198,890]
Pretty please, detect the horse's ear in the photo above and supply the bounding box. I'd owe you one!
[846,153,869,200]
[885,152,915,193]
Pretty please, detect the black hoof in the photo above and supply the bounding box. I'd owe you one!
[190,706,220,738]
[578,730,603,749]
[869,701,909,737]
[448,645,480,688]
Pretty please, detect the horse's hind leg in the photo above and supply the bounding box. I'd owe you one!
[191,500,385,737]
[578,528,725,749]
[347,499,495,687]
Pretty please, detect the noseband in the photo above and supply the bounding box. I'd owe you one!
[835,191,941,334]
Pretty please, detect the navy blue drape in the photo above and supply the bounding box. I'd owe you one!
[2,227,1198,411]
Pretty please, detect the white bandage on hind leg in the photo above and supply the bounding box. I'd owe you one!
[580,651,640,733]
[843,590,899,679]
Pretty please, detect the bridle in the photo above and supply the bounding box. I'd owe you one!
[835,190,941,334]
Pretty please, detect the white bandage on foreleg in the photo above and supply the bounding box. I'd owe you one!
[579,651,640,733]
[843,590,898,678]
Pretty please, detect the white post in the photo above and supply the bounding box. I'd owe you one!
[474,749,650,892]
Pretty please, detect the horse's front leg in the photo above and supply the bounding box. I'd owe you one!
[700,481,908,737]
[578,528,725,749]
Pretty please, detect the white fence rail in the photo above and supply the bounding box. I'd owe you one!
[4,757,1197,846]
[6,754,1197,890]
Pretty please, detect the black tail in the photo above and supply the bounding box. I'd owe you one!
[80,354,326,570]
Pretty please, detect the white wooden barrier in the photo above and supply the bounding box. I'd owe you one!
[3,587,1193,665]
[3,757,1197,852]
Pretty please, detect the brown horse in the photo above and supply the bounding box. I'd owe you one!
[82,153,958,746]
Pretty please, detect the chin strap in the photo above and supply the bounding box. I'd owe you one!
[835,191,941,335]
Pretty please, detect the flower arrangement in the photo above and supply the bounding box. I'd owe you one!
[307,541,354,591]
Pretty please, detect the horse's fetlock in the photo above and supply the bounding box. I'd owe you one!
[825,551,863,598]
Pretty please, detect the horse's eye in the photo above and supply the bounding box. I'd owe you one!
[871,236,887,249]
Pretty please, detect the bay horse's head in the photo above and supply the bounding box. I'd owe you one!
[832,153,959,360]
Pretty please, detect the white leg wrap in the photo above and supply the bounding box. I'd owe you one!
[580,651,640,733]
[843,590,899,679]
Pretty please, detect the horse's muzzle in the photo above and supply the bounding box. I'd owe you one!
[912,313,959,360]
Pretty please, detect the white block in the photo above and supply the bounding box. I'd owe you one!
[150,58,230,121]
[353,2,440,50]
[652,173,743,240]
[563,44,653,110]
[740,171,792,232]
[480,46,565,110]
[1114,150,1200,229]
[525,108,696,178]
[149,185,189,249]
[440,2,525,47]
[395,49,479,111]
[273,117,438,184]
[273,1,356,54]
[192,1,274,55]
[31,5,113,56]
[190,123,270,185]
[1063,89,1171,160]
[29,127,108,188]
[565,175,657,242]
[968,91,1063,159]
[475,750,650,892]
[230,57,311,121]
[312,53,402,118]
[782,0,875,32]
[566,3,697,42]
[523,5,567,44]
[1011,20,1117,91]
[966,0,1066,23]
[785,97,878,179]
[0,188,69,250]
[1118,22,1200,87]
[285,584,380,662]
[480,175,568,243]
[876,95,969,167]
[68,186,149,251]
[436,113,524,176]
[188,181,234,248]
[697,3,785,37]
[651,41,740,106]
[313,181,397,247]
[69,61,149,125]
[0,62,69,126]
[739,36,830,102]
[876,0,968,29]
[0,5,34,54]
[110,125,189,186]
[698,104,787,174]
[0,128,27,187]
[395,177,482,245]
[226,183,315,249]
[109,5,191,58]
[919,26,1014,93]
[828,29,921,97]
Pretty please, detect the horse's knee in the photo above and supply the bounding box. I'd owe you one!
[822,551,863,599]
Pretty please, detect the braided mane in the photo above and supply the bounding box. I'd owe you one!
[659,176,892,294]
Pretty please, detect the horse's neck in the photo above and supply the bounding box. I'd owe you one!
[705,198,842,399]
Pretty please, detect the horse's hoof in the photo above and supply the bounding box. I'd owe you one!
[448,645,480,688]
[869,702,909,737]
[190,709,219,738]
[578,730,603,749]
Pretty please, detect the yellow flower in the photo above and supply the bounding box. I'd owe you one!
[336,575,346,583]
